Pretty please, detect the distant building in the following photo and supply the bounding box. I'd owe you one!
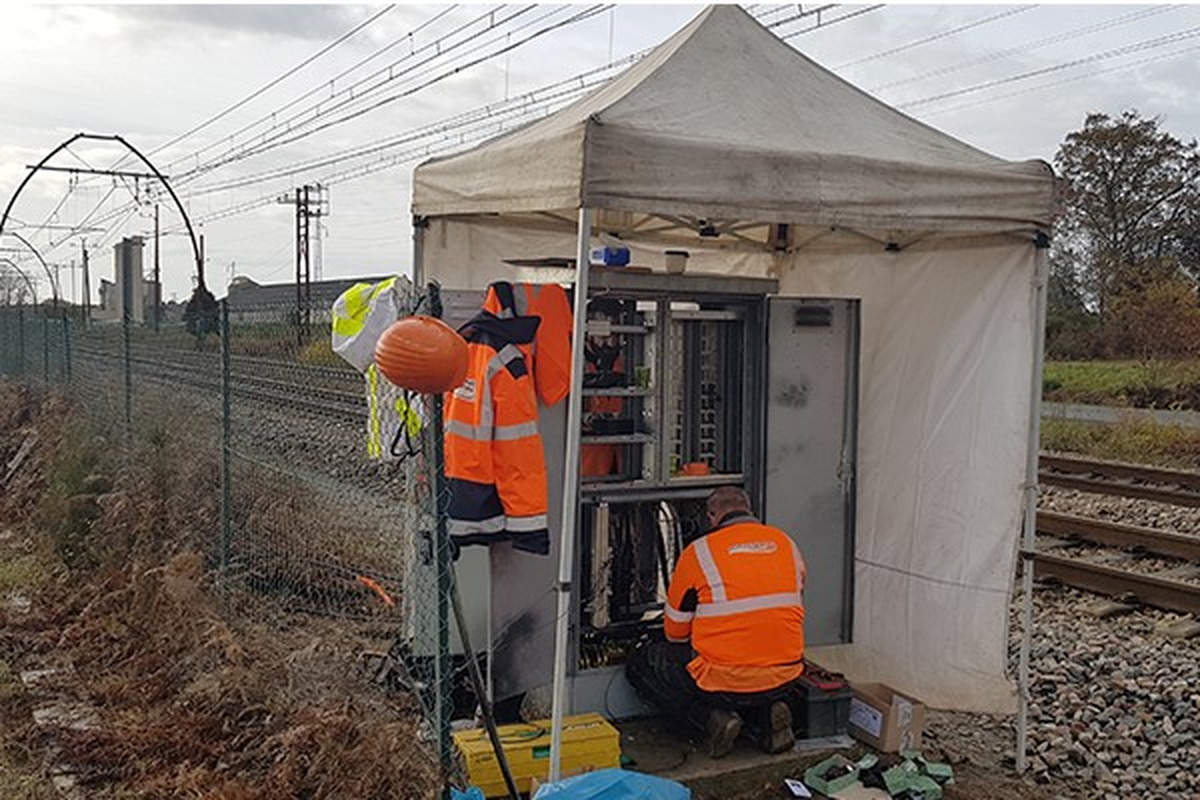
[224,275,395,324]
[93,238,160,323]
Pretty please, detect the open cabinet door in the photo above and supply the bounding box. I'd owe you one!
[762,297,859,645]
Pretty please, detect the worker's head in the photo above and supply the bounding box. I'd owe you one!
[705,486,752,530]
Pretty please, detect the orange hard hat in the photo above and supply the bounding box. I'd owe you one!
[374,315,468,393]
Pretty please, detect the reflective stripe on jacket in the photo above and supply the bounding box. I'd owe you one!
[444,312,549,555]
[330,276,399,372]
[664,515,807,692]
[483,281,572,407]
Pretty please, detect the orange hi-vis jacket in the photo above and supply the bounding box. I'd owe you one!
[482,281,572,407]
[444,312,550,555]
[664,514,807,693]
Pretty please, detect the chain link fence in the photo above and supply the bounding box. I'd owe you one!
[0,291,470,796]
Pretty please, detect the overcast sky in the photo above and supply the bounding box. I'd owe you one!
[2,3,1198,305]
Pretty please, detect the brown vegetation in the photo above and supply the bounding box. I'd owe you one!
[0,383,439,798]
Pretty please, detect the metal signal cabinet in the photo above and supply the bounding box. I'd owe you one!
[440,270,859,718]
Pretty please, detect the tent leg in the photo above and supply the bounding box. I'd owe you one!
[548,207,592,782]
[1016,234,1049,773]
[412,215,428,286]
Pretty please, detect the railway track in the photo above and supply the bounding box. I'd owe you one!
[1034,454,1200,614]
[71,342,366,424]
[1038,453,1200,508]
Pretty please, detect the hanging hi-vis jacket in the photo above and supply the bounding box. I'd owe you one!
[664,514,807,693]
[444,311,550,555]
[330,276,424,460]
[482,281,572,407]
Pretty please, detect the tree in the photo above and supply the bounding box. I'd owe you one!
[183,284,219,343]
[1053,110,1200,322]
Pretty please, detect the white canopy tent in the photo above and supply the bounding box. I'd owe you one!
[411,4,1055,776]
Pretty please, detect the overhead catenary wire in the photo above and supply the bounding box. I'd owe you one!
[919,40,1200,118]
[187,58,634,196]
[180,2,867,199]
[900,22,1200,109]
[47,3,880,248]
[173,2,837,184]
[160,3,886,230]
[159,5,458,173]
[136,5,398,167]
[23,7,536,243]
[169,5,545,178]
[780,5,883,41]
[870,5,1178,93]
[835,5,1038,69]
[176,6,612,181]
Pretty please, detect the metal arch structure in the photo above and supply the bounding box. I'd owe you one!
[3,231,57,305]
[0,132,206,291]
[0,257,39,305]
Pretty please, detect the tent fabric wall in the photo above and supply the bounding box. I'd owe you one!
[421,219,1031,712]
[782,241,1034,713]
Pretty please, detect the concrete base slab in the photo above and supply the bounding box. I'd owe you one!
[616,716,855,787]
[1155,617,1200,639]
[1084,599,1136,619]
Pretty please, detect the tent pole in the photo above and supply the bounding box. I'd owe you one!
[412,215,428,287]
[548,207,592,782]
[1016,232,1050,773]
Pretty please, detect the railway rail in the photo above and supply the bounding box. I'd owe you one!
[1034,454,1200,615]
[1038,453,1200,508]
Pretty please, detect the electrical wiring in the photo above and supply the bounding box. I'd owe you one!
[768,4,838,32]
[160,2,885,231]
[900,22,1200,109]
[144,5,397,166]
[170,6,541,178]
[159,5,458,173]
[173,2,819,183]
[180,6,612,180]
[870,5,1178,93]
[780,5,883,41]
[919,40,1200,118]
[189,0,862,200]
[52,3,879,245]
[835,5,1038,69]
[187,68,618,196]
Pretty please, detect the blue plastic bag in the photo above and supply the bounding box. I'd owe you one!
[532,768,690,800]
[450,788,486,800]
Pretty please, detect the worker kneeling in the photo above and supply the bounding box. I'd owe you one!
[627,487,806,758]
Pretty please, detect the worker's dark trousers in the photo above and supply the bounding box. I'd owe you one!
[626,641,792,740]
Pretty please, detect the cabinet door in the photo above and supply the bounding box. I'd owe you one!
[763,297,859,645]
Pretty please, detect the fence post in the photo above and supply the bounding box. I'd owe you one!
[427,282,454,785]
[220,299,233,569]
[16,305,25,376]
[42,315,49,383]
[123,296,132,445]
[62,315,71,382]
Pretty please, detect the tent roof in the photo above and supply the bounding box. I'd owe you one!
[412,5,1054,236]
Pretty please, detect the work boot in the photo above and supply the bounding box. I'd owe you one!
[761,701,795,755]
[704,709,742,759]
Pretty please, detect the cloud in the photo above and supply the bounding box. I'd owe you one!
[111,4,373,42]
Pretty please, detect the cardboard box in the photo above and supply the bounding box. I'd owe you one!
[846,683,926,753]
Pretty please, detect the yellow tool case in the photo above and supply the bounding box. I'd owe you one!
[452,712,621,797]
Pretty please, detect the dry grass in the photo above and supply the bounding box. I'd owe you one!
[0,382,441,799]
[1040,416,1200,470]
